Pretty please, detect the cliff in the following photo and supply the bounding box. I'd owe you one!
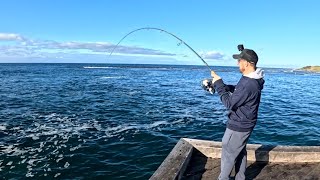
[298,66,320,72]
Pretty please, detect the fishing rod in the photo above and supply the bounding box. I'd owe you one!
[108,27,212,71]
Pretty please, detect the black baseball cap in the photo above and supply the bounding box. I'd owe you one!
[233,49,258,64]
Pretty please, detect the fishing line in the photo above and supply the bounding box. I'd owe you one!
[108,27,212,71]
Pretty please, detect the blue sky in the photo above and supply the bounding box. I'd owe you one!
[1,0,319,68]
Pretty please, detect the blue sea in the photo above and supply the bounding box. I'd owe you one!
[0,63,319,179]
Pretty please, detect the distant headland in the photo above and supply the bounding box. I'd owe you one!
[298,66,320,72]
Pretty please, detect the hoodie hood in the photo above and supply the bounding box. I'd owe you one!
[245,68,264,79]
[244,68,265,90]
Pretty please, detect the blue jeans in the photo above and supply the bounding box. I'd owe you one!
[218,128,251,180]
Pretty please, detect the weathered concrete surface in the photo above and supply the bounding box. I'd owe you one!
[151,138,320,179]
[184,138,320,163]
[150,139,193,180]
[182,149,320,180]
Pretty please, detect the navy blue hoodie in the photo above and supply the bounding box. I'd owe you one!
[213,68,265,132]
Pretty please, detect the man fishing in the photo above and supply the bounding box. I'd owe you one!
[211,45,265,180]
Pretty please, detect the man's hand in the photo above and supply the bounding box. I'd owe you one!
[211,70,221,83]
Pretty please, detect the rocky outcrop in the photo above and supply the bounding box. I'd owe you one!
[299,66,320,72]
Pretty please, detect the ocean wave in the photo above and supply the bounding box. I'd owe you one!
[104,119,191,138]
[0,113,104,178]
[100,76,125,79]
[83,66,115,69]
[0,125,6,130]
[2,63,320,179]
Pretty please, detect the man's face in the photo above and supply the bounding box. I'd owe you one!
[237,59,247,73]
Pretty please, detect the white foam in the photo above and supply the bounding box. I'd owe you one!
[107,125,123,132]
[149,121,169,128]
[69,145,81,152]
[32,136,39,140]
[56,157,63,163]
[92,121,102,131]
[21,159,27,164]
[54,173,61,178]
[102,120,173,138]
[26,172,34,177]
[44,113,57,119]
[171,119,185,124]
[64,162,70,168]
[83,66,114,69]
[2,113,168,175]
[12,127,20,130]
[27,159,36,166]
[1,145,27,156]
[128,91,140,96]
[101,76,125,79]
[112,126,136,134]
[1,113,91,173]
[39,142,45,148]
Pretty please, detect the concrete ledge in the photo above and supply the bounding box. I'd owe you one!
[183,138,320,163]
[150,139,193,180]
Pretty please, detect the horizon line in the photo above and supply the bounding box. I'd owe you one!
[0,62,301,69]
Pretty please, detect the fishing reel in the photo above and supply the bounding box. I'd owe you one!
[201,79,215,94]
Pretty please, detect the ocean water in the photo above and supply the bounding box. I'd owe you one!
[0,63,319,179]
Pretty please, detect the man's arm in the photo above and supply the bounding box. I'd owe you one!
[211,71,249,111]
[226,85,235,93]
[213,79,249,111]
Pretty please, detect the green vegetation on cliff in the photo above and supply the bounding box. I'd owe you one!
[299,66,320,72]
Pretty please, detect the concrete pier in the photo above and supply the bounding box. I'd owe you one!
[151,138,320,180]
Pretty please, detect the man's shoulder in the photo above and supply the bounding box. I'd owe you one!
[237,76,261,90]
[237,76,250,86]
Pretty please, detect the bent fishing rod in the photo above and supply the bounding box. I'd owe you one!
[108,27,212,71]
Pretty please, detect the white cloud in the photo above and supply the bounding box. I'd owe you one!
[200,51,225,60]
[0,33,25,41]
[0,33,176,60]
[0,33,230,64]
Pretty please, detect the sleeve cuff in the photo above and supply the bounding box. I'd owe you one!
[213,79,224,89]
